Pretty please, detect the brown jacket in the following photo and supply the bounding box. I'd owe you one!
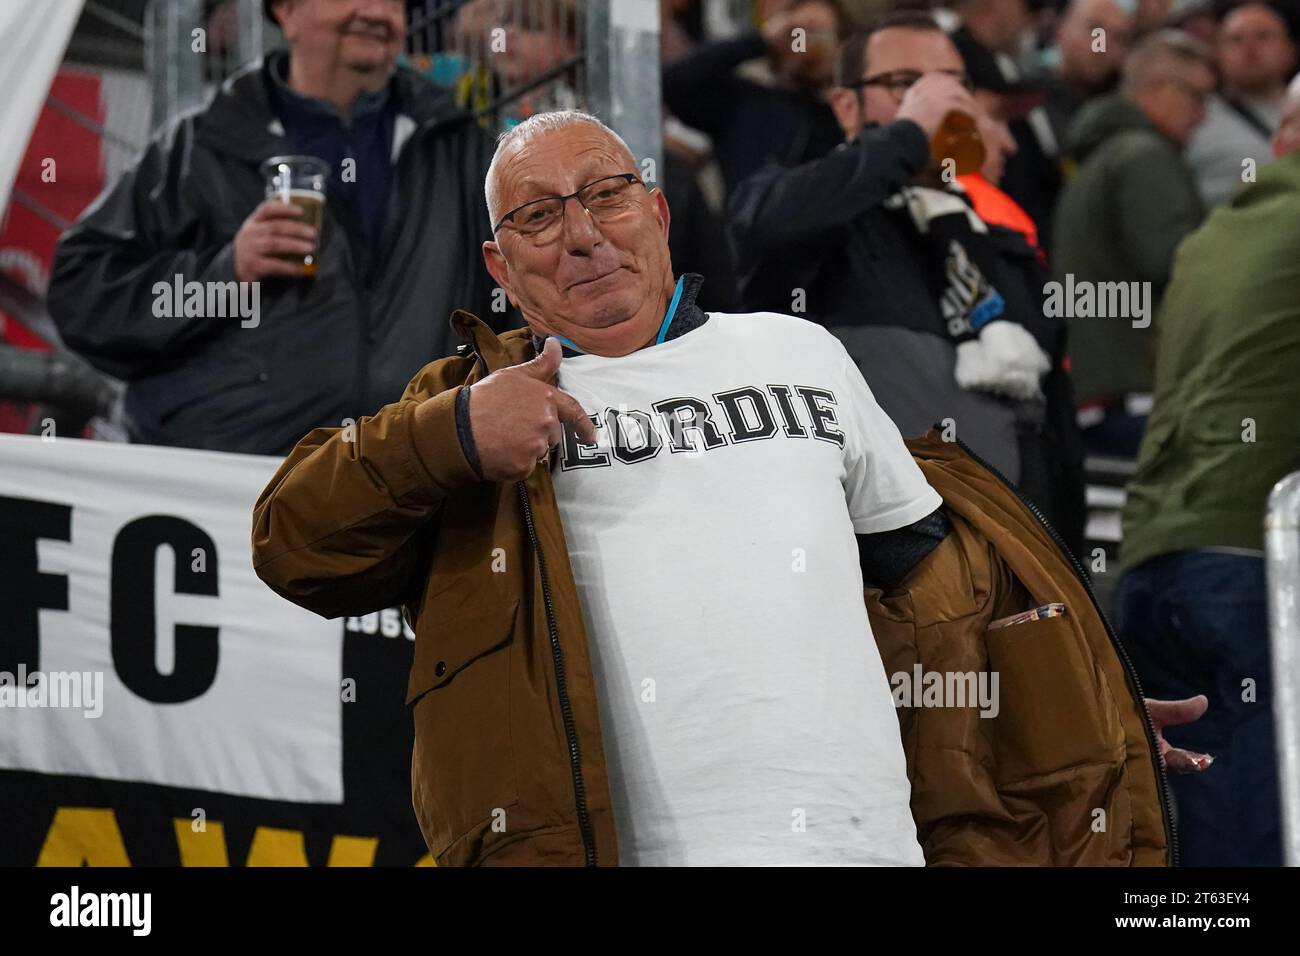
[251,310,1174,866]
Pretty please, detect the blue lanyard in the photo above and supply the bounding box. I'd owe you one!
[553,275,685,355]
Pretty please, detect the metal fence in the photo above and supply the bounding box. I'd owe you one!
[407,0,585,123]
[401,0,662,184]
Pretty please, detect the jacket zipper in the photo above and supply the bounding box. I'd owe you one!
[947,433,1180,867]
[516,480,597,866]
[462,328,597,865]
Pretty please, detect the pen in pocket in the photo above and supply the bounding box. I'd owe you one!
[988,602,1068,630]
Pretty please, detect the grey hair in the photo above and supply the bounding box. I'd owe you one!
[483,109,637,226]
[1121,28,1214,96]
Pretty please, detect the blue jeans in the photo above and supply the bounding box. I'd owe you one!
[1114,550,1282,866]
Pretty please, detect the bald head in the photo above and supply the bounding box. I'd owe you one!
[484,110,638,228]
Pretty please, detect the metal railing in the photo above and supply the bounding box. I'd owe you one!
[403,0,660,173]
[1266,470,1300,866]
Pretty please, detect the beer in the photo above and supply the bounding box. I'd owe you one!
[259,155,329,277]
[278,188,325,276]
[930,110,985,177]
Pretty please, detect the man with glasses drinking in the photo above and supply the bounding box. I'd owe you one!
[1051,29,1214,460]
[727,12,1082,544]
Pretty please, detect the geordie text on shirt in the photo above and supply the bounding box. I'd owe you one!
[558,384,844,470]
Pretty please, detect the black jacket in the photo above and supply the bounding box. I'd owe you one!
[48,51,511,455]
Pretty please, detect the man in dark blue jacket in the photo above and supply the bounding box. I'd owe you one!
[48,0,512,455]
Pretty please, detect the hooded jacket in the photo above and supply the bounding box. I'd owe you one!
[48,50,509,455]
[251,306,1173,866]
[1050,94,1204,402]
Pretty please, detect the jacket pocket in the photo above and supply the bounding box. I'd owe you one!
[984,611,1118,782]
[407,598,520,857]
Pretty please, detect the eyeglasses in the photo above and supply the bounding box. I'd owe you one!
[846,69,973,100]
[492,173,650,238]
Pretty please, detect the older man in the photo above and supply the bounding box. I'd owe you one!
[48,0,507,454]
[252,109,1187,867]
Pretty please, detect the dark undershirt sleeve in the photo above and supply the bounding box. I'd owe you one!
[454,385,483,480]
[856,507,951,589]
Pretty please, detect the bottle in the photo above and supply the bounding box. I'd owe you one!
[930,110,986,177]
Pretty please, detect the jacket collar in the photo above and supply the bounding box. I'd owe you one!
[265,48,393,125]
[527,272,707,359]
[451,273,710,376]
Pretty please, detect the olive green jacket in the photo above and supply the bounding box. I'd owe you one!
[1122,151,1300,571]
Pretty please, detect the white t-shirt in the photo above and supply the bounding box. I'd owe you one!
[552,311,942,866]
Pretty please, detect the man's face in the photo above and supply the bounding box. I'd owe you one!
[482,125,675,355]
[1144,60,1216,146]
[771,0,841,90]
[272,0,405,76]
[1219,4,1296,97]
[829,28,966,139]
[1057,0,1136,92]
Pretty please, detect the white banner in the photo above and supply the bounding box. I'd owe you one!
[0,434,343,803]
